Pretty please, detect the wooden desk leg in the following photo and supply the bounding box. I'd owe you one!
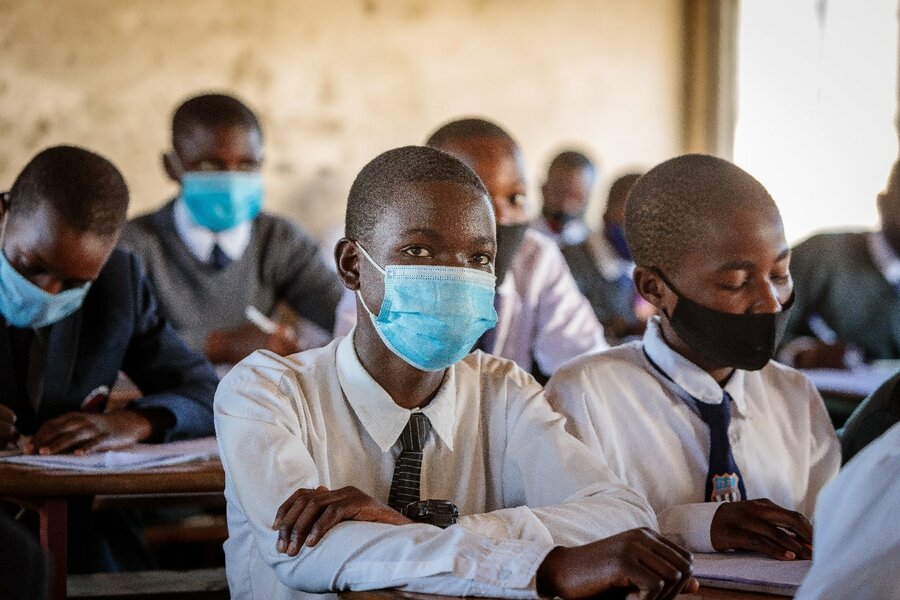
[38,499,67,600]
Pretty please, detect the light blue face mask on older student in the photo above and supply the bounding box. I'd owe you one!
[355,243,498,371]
[0,218,91,328]
[181,171,264,232]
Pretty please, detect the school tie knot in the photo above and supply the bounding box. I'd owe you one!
[696,392,747,503]
[209,243,232,270]
[398,412,430,453]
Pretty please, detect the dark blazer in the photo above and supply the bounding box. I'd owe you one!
[0,249,217,440]
[841,370,900,463]
[783,232,900,360]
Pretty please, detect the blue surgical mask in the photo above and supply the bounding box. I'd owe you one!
[181,171,264,232]
[0,222,91,328]
[355,243,498,371]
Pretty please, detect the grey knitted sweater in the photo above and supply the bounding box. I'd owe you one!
[118,200,343,352]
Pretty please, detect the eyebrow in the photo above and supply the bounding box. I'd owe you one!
[400,227,444,239]
[716,248,791,271]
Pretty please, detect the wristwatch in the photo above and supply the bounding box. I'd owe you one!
[401,499,459,528]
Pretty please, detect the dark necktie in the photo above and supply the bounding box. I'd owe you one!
[388,412,431,512]
[209,243,232,270]
[695,392,747,503]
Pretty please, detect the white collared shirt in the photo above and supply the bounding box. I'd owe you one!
[173,198,252,263]
[546,317,841,552]
[214,332,655,599]
[868,230,900,289]
[795,422,900,600]
[333,230,606,376]
[531,218,590,247]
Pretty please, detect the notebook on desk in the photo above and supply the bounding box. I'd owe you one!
[693,552,811,596]
[0,436,219,472]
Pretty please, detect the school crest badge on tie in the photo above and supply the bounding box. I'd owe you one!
[710,473,742,503]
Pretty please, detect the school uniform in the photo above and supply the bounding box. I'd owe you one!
[214,332,655,599]
[795,422,900,600]
[545,317,841,552]
[119,199,344,353]
[782,231,900,361]
[1,248,218,572]
[334,229,606,376]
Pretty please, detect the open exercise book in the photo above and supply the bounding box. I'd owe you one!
[693,552,811,596]
[0,437,219,472]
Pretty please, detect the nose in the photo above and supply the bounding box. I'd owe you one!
[753,280,784,314]
[31,274,65,295]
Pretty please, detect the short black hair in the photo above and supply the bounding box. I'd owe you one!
[346,145,488,242]
[8,145,129,236]
[172,93,262,152]
[547,150,595,174]
[625,154,776,273]
[606,172,642,211]
[425,117,514,149]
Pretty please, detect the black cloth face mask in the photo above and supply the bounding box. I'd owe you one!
[494,223,529,286]
[654,268,795,371]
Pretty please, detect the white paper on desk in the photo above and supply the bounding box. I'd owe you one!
[801,367,896,397]
[0,437,219,472]
[693,552,811,596]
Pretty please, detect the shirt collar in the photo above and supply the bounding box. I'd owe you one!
[335,331,457,452]
[173,198,252,262]
[868,230,900,286]
[642,317,747,415]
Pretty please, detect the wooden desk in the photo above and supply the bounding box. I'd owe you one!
[344,586,787,599]
[0,458,224,600]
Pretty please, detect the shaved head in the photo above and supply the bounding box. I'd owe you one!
[625,154,778,274]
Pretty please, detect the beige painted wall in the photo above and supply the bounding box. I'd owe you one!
[0,0,684,240]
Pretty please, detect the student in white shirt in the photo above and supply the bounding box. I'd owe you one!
[215,145,698,599]
[547,154,841,559]
[794,422,900,600]
[533,150,596,247]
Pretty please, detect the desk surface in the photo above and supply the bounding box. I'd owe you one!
[0,458,224,497]
[344,587,786,599]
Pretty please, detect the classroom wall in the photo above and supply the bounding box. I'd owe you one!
[0,0,685,241]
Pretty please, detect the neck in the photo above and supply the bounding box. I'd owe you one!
[658,317,734,385]
[353,314,446,410]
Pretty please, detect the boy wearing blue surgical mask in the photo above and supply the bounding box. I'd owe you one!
[547,155,841,560]
[214,146,699,600]
[0,146,217,571]
[119,93,343,366]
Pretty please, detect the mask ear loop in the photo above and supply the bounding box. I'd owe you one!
[353,242,386,318]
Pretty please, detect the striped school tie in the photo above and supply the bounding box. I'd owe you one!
[388,412,431,512]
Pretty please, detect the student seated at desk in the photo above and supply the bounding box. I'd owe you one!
[779,160,900,368]
[0,146,218,571]
[119,93,343,367]
[215,146,698,600]
[547,154,841,559]
[794,421,900,600]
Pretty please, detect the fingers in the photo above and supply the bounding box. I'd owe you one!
[33,424,100,455]
[637,534,694,599]
[0,406,19,445]
[29,414,99,454]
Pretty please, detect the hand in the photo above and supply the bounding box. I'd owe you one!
[272,486,412,555]
[793,341,859,370]
[0,405,19,447]
[710,499,813,560]
[536,528,698,600]
[206,323,302,365]
[25,409,156,455]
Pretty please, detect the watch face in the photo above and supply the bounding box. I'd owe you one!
[402,499,459,528]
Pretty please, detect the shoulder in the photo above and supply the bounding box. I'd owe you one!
[549,342,646,394]
[793,231,868,257]
[119,203,174,248]
[457,350,541,394]
[510,229,571,282]
[253,212,316,246]
[215,339,340,415]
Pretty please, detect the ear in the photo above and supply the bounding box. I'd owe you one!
[162,151,182,184]
[335,238,360,291]
[633,266,670,313]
